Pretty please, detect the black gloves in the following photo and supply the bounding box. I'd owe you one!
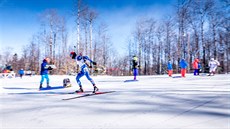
[87,62,96,69]
[92,62,97,65]
[48,66,53,70]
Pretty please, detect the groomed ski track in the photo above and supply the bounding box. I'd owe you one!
[1,74,229,129]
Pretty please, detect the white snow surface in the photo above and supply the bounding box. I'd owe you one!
[0,74,230,129]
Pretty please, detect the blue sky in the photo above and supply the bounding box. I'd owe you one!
[0,0,174,56]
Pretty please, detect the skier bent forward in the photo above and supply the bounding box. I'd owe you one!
[70,52,99,93]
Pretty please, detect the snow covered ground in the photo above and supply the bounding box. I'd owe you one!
[0,74,230,129]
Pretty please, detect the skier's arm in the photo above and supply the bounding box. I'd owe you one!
[44,65,53,70]
[83,56,97,65]
[208,62,211,67]
[215,60,220,66]
[47,66,53,70]
[42,63,48,70]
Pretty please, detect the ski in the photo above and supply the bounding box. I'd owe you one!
[45,91,92,96]
[62,91,115,100]
[39,86,65,90]
[124,79,138,82]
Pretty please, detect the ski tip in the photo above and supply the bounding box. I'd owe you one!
[124,80,139,82]
[94,91,115,94]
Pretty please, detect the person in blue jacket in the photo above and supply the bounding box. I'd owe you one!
[39,58,52,89]
[180,58,188,77]
[167,61,173,77]
[70,52,98,93]
[18,68,24,78]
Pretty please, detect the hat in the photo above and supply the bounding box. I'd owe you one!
[70,52,77,59]
[70,51,75,56]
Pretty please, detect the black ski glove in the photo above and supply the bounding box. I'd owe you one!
[48,66,53,70]
[92,62,97,65]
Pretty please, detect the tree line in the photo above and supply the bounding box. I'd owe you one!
[126,0,229,75]
[0,0,229,76]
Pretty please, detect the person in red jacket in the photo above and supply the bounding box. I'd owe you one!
[193,58,199,76]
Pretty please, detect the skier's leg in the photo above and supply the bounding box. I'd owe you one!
[45,74,50,87]
[133,68,138,80]
[209,67,213,75]
[133,69,136,80]
[85,71,98,93]
[85,71,95,85]
[40,75,45,88]
[168,70,172,77]
[181,69,183,77]
[40,75,44,84]
[75,72,84,92]
[181,69,186,77]
[76,71,84,86]
[213,67,217,75]
[184,69,187,77]
[195,69,199,75]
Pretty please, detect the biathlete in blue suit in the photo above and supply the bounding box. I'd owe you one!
[39,58,53,89]
[70,52,99,93]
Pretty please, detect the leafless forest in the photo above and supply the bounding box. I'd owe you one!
[0,0,229,76]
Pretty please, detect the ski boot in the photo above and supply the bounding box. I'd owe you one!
[39,83,43,90]
[92,86,99,93]
[75,86,84,93]
[47,83,51,88]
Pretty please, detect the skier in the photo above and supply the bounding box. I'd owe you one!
[180,58,187,77]
[70,52,99,93]
[167,60,173,77]
[208,58,220,76]
[18,68,24,78]
[39,58,52,89]
[132,55,139,80]
[193,58,199,76]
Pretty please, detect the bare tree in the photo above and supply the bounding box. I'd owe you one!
[73,0,88,53]
[39,9,62,61]
[191,0,214,67]
[37,9,69,74]
[156,24,165,74]
[1,47,13,65]
[130,18,158,74]
[176,0,190,72]
[217,0,230,73]
[133,19,144,75]
[163,16,175,64]
[94,22,112,71]
[57,17,68,74]
[11,53,18,72]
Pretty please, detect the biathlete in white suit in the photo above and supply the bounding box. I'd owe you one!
[208,58,220,76]
[70,52,99,93]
